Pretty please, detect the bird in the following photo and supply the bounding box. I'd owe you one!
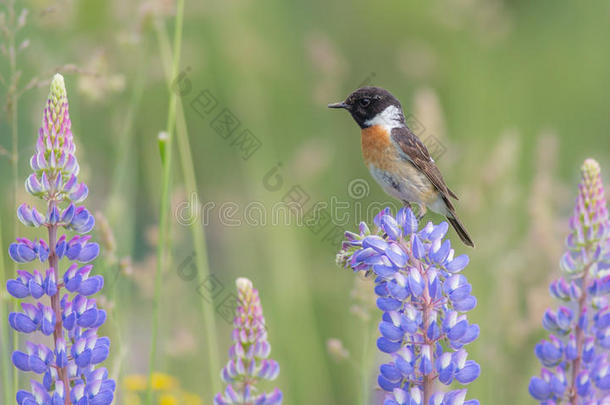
[328,86,474,247]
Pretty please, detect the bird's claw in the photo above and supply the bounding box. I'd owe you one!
[403,201,426,222]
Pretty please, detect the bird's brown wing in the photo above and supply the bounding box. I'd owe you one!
[390,127,456,210]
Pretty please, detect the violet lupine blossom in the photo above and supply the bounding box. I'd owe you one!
[529,159,610,404]
[6,74,114,405]
[337,207,480,405]
[214,278,282,405]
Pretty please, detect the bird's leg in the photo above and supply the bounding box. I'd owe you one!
[402,200,427,222]
[416,203,427,222]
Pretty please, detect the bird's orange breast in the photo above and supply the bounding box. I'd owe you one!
[361,125,395,170]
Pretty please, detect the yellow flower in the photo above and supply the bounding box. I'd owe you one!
[182,392,203,405]
[124,375,147,392]
[123,373,178,392]
[151,373,179,391]
[159,393,179,405]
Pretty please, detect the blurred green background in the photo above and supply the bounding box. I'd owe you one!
[1,0,610,404]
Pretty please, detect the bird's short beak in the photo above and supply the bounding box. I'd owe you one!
[327,101,349,110]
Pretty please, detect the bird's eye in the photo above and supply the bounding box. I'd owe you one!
[359,98,371,107]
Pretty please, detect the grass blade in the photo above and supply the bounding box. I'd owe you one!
[147,0,185,404]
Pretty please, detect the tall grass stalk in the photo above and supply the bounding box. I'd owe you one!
[147,0,185,404]
[175,100,222,393]
[0,214,12,404]
[3,0,20,243]
[3,0,21,396]
[153,15,222,394]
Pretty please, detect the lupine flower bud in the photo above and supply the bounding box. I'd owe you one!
[214,278,283,405]
[6,74,114,404]
[529,159,610,403]
[338,207,480,405]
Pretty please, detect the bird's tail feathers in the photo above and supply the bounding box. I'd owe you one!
[446,213,474,247]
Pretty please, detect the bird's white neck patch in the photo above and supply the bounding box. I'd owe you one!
[364,105,404,130]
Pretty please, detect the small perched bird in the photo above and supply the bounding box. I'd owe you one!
[329,86,474,247]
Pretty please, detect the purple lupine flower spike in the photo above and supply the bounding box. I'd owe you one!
[529,159,610,404]
[337,207,480,405]
[214,278,283,405]
[6,74,114,405]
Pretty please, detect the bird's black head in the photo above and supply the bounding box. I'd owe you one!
[328,86,403,129]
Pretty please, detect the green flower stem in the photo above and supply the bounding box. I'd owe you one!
[46,202,71,405]
[0,214,12,405]
[147,0,185,404]
[6,0,20,396]
[154,13,221,394]
[175,99,221,393]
